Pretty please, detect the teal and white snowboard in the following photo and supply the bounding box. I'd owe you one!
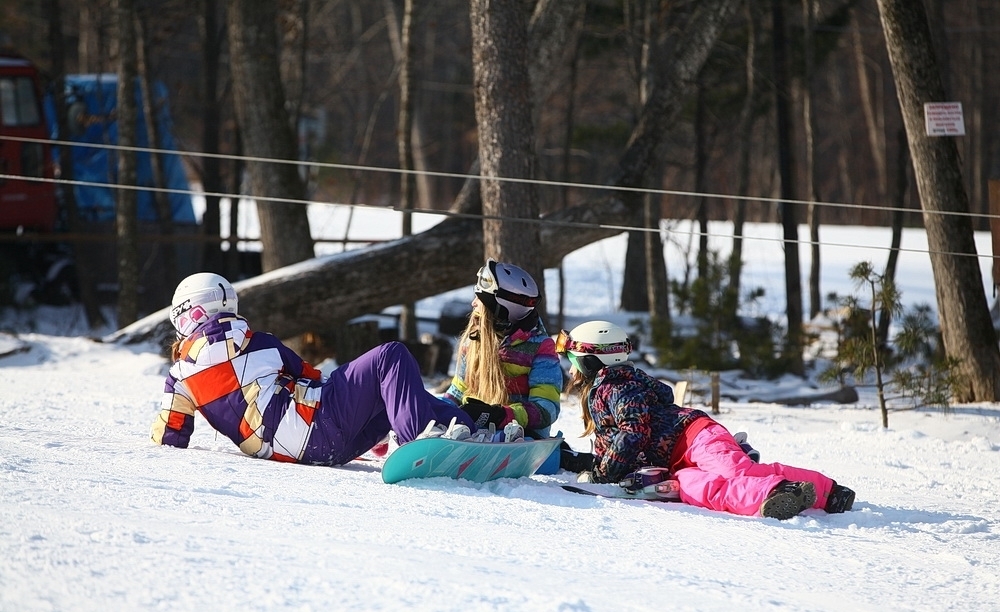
[381,437,562,484]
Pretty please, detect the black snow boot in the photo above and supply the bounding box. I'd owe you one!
[559,441,594,473]
[760,481,817,520]
[824,482,856,513]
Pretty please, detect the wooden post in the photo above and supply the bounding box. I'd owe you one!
[711,371,720,415]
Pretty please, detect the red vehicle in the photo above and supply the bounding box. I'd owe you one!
[0,50,57,232]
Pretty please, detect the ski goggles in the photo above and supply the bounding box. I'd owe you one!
[476,260,500,294]
[554,329,631,356]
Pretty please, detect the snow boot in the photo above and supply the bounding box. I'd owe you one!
[760,481,816,520]
[559,441,594,473]
[824,482,856,513]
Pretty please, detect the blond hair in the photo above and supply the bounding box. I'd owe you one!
[567,368,597,437]
[458,308,510,406]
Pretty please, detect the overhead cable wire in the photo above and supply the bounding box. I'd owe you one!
[1,136,996,264]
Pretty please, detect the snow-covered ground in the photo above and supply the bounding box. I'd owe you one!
[2,220,1000,611]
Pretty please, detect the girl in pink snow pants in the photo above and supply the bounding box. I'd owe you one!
[558,321,855,520]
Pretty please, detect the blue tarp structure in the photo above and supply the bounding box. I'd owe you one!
[44,74,196,225]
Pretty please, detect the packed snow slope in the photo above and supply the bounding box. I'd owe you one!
[3,223,1000,611]
[2,331,999,612]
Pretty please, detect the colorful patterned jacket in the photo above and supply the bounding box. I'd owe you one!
[151,313,326,463]
[587,364,710,483]
[443,323,562,436]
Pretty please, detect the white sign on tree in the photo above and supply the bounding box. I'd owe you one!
[924,102,965,136]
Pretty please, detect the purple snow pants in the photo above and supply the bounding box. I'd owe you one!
[673,422,835,516]
[310,341,475,465]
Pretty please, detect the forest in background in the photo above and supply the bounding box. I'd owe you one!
[5,0,998,231]
[4,0,1000,403]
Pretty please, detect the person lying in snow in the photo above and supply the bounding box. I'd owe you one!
[557,320,856,520]
[151,273,520,466]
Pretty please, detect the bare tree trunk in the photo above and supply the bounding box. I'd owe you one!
[876,0,1000,401]
[802,0,820,320]
[694,80,709,281]
[387,0,419,341]
[48,0,107,329]
[852,19,888,215]
[114,0,140,327]
[877,127,909,346]
[969,2,984,230]
[555,6,584,332]
[134,11,177,292]
[772,0,804,375]
[200,0,225,273]
[643,0,669,322]
[983,0,1000,213]
[227,0,314,272]
[227,130,244,279]
[826,63,854,205]
[620,0,651,313]
[730,0,758,310]
[470,0,543,297]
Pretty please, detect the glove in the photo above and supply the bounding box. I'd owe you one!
[576,470,594,483]
[462,397,506,429]
[619,466,672,493]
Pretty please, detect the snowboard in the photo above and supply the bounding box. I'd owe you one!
[561,479,681,502]
[382,436,562,484]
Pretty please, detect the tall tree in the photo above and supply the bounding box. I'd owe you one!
[772,0,804,376]
[617,0,675,322]
[875,0,1000,401]
[47,0,107,329]
[199,0,226,274]
[729,0,759,312]
[803,0,820,320]
[227,0,314,272]
[642,0,669,325]
[134,10,177,294]
[114,0,140,327]
[386,0,419,341]
[469,0,543,294]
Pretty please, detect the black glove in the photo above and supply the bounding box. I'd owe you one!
[559,441,594,473]
[462,397,505,429]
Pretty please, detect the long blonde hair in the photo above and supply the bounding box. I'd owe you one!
[459,306,510,406]
[567,368,597,436]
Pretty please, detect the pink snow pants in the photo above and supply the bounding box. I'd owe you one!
[673,422,835,516]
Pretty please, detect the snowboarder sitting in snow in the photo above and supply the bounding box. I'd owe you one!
[557,320,856,520]
[151,273,517,466]
[440,260,573,463]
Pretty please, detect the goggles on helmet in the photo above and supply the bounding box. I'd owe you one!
[555,329,632,356]
[476,261,499,294]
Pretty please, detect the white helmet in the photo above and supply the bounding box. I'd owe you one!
[474,259,540,330]
[559,320,632,377]
[169,272,238,337]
